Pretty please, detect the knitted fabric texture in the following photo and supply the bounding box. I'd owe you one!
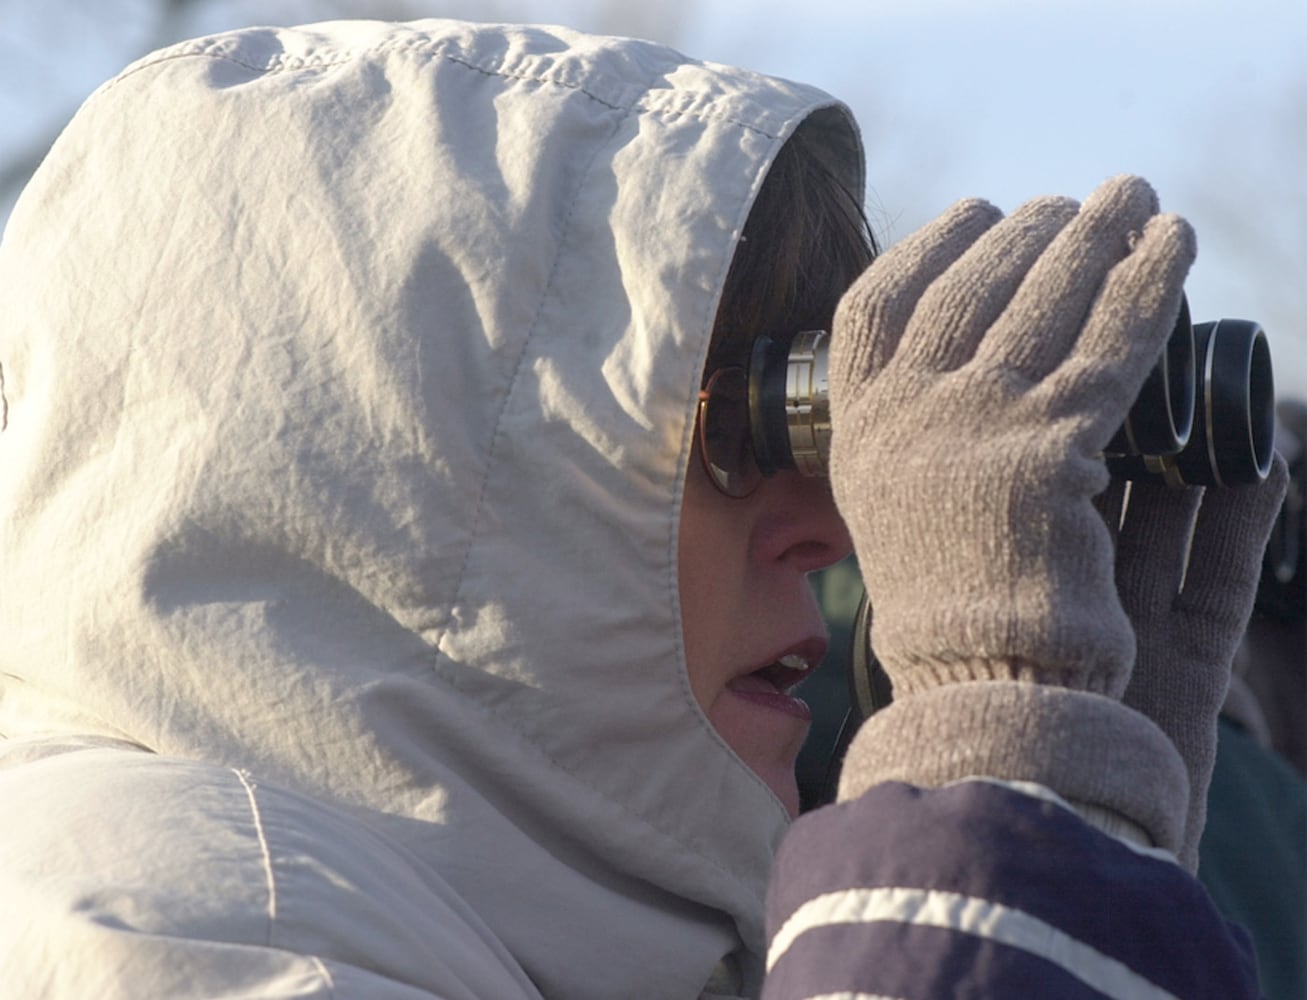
[829,175,1203,849]
[1112,463,1289,869]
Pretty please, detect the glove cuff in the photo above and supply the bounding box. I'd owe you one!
[836,681,1188,854]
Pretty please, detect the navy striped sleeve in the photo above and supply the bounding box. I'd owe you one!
[763,780,1259,1000]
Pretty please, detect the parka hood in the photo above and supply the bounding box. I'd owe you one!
[0,19,862,997]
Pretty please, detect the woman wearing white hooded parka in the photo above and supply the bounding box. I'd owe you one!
[0,18,1285,999]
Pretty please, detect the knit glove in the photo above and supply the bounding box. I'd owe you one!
[1102,460,1288,870]
[830,176,1196,849]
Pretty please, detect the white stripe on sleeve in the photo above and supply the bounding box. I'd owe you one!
[766,887,1179,1000]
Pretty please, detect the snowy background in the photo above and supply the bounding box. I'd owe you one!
[3,0,1304,400]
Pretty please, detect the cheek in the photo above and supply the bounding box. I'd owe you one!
[678,461,749,710]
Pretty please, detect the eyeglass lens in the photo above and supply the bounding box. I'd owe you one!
[699,366,761,498]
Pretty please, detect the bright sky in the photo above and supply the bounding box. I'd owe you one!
[689,0,1307,401]
[3,0,1304,398]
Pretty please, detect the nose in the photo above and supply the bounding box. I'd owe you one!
[752,470,853,573]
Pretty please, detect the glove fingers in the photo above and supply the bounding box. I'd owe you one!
[1041,213,1195,442]
[1115,478,1204,617]
[831,198,1002,396]
[894,196,1079,372]
[1176,454,1289,622]
[972,175,1159,383]
[1119,457,1287,871]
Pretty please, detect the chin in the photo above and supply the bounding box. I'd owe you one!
[707,690,810,817]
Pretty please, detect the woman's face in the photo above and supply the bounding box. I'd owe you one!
[678,434,853,817]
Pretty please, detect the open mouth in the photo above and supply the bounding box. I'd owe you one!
[727,653,815,719]
[754,653,813,694]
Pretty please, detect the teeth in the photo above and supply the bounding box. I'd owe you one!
[778,654,809,670]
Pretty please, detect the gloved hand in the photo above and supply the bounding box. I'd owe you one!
[1103,461,1289,871]
[829,176,1198,850]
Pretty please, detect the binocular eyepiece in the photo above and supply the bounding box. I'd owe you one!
[748,296,1277,488]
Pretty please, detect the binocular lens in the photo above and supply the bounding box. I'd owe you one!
[1189,319,1276,487]
[1106,316,1276,487]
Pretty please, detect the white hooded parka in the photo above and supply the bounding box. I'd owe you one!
[0,18,863,999]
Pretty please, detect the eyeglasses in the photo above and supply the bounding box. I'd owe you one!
[697,365,764,498]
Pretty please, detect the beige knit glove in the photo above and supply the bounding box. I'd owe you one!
[830,176,1196,849]
[1100,460,1289,870]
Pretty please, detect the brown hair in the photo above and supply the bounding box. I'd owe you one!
[708,117,877,374]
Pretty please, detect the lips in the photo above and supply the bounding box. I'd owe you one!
[731,653,812,692]
[726,648,823,721]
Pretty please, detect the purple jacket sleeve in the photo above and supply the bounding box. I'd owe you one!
[763,780,1260,999]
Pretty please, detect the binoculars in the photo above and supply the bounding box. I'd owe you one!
[749,296,1277,488]
[793,301,1283,811]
